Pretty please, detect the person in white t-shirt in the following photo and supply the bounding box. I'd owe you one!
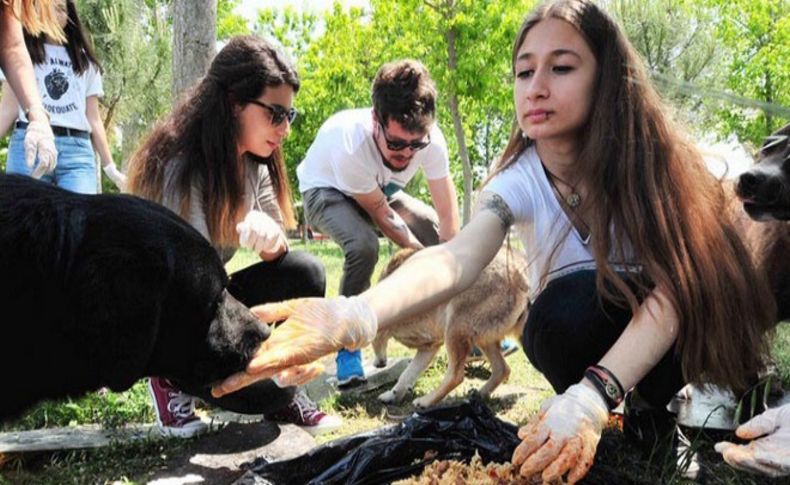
[212,1,777,483]
[0,1,62,175]
[297,60,460,387]
[127,36,342,439]
[0,0,124,193]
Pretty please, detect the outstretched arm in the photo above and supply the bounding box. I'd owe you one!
[211,190,515,397]
[364,190,510,329]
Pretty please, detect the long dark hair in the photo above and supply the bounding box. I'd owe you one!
[127,35,299,246]
[23,0,101,74]
[486,0,774,392]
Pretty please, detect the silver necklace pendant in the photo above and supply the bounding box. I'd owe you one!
[566,192,581,209]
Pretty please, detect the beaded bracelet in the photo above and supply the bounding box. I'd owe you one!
[584,364,625,410]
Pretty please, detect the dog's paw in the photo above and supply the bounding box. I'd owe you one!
[413,396,434,409]
[373,357,387,368]
[378,390,400,404]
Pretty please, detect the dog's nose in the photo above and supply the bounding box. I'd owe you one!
[737,172,762,199]
[738,171,783,204]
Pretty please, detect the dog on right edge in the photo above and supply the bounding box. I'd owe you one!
[372,245,529,409]
[734,122,790,323]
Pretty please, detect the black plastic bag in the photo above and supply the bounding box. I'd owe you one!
[247,395,519,484]
[246,394,644,485]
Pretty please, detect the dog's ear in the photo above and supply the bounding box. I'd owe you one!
[760,123,790,156]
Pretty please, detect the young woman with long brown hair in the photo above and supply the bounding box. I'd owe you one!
[126,35,341,438]
[211,1,777,482]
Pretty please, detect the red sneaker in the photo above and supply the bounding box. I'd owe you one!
[148,377,208,438]
[264,390,342,436]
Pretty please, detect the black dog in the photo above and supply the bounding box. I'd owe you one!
[0,175,269,421]
[735,123,790,322]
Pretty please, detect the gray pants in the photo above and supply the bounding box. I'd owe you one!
[303,187,440,296]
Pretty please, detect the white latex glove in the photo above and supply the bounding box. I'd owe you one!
[512,383,609,484]
[25,119,58,179]
[212,295,378,397]
[715,403,790,478]
[236,209,287,261]
[102,163,127,190]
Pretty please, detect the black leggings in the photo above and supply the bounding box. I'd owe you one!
[521,271,685,408]
[174,250,326,414]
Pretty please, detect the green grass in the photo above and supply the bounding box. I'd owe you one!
[2,241,789,484]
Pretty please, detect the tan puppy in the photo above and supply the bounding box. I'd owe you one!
[373,245,529,408]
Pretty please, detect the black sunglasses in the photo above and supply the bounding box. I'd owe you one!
[247,99,297,126]
[378,120,431,152]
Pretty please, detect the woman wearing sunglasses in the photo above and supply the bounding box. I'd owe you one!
[126,35,341,438]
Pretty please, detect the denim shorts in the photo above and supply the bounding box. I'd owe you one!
[6,128,98,194]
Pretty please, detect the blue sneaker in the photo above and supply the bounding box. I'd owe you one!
[469,339,519,362]
[336,349,366,388]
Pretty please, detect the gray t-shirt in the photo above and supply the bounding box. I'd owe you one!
[161,157,283,263]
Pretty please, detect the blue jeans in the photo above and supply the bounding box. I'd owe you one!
[6,128,97,194]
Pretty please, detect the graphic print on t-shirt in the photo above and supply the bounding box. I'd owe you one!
[45,67,69,100]
[42,56,79,115]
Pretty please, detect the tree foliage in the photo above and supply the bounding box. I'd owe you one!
[217,0,250,39]
[610,0,789,147]
[77,0,171,162]
[254,0,531,217]
[609,0,720,123]
[706,0,790,145]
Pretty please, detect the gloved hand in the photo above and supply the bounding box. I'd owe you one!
[271,362,326,388]
[212,295,377,397]
[236,210,288,261]
[715,403,790,478]
[25,119,58,179]
[102,163,127,190]
[512,383,609,484]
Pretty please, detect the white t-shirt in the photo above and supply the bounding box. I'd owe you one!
[486,145,639,301]
[297,108,450,196]
[0,43,103,132]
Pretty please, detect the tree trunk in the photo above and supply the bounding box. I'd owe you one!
[172,0,217,105]
[444,27,473,224]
